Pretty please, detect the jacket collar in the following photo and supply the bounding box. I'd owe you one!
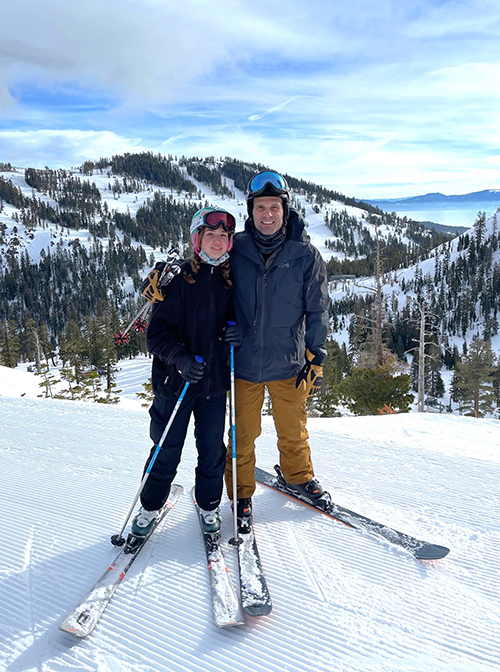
[180,258,223,279]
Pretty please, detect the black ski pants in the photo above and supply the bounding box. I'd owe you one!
[141,391,227,512]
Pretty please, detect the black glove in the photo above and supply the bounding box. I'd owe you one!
[175,354,206,383]
[295,350,324,397]
[224,323,242,348]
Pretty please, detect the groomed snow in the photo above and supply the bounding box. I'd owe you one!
[1,365,500,672]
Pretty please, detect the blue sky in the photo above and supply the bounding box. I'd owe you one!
[0,0,499,198]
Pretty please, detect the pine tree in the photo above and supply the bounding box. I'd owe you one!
[136,377,154,407]
[453,336,498,417]
[59,320,87,384]
[35,363,60,399]
[473,211,487,246]
[426,341,445,400]
[98,379,121,404]
[55,367,86,400]
[338,355,413,415]
[0,320,21,367]
[313,339,351,417]
[23,318,42,366]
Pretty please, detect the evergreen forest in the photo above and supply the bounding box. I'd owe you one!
[1,153,499,416]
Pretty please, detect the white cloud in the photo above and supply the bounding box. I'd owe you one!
[1,1,229,106]
[155,124,500,198]
[1,122,498,201]
[0,0,354,109]
[426,62,500,98]
[1,0,499,198]
[0,130,144,167]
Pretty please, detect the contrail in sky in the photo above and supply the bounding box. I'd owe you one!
[248,96,300,121]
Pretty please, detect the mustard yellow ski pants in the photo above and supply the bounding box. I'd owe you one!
[225,377,314,499]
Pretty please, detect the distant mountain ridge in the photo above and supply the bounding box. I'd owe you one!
[418,221,468,235]
[365,189,500,207]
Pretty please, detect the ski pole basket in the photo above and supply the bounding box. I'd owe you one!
[113,330,130,346]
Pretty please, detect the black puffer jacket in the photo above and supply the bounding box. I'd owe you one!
[146,260,233,398]
[231,209,329,383]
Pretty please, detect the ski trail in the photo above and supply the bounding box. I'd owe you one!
[285,521,330,604]
[20,525,43,672]
[2,398,500,672]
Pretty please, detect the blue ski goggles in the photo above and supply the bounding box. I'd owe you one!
[247,171,289,198]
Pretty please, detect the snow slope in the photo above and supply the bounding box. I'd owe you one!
[1,366,500,672]
[0,166,340,266]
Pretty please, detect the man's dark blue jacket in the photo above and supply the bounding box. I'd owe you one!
[231,208,329,383]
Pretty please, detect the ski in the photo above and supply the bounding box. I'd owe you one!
[59,484,183,638]
[235,517,272,616]
[191,488,245,628]
[255,466,450,560]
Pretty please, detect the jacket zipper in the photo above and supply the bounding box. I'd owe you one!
[258,270,267,382]
[206,266,215,397]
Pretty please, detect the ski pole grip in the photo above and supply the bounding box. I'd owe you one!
[227,320,236,326]
[194,355,203,363]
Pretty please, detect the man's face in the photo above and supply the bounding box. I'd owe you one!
[252,196,284,236]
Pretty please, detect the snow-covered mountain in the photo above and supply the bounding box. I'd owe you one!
[366,188,500,207]
[1,364,499,672]
[330,208,500,357]
[0,154,461,328]
[0,156,447,270]
[1,154,499,397]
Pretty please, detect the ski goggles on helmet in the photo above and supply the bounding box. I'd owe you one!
[202,210,236,232]
[247,171,289,198]
[190,207,236,254]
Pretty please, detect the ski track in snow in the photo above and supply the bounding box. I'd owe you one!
[1,395,500,672]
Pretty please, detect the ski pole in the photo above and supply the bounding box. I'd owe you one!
[115,248,181,343]
[111,356,202,547]
[227,323,242,547]
[120,301,152,338]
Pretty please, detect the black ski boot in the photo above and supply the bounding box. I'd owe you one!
[235,498,253,533]
[285,477,325,501]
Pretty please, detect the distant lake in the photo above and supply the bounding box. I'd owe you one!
[385,203,500,228]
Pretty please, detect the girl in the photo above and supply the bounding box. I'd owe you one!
[133,207,240,534]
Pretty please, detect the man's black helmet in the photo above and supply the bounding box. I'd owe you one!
[246,170,290,219]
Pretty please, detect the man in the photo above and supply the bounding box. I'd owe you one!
[227,170,330,521]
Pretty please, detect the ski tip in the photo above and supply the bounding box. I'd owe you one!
[58,622,90,638]
[414,544,450,560]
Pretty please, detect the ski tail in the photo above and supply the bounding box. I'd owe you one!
[59,484,183,638]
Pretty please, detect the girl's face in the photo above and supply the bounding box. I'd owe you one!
[199,226,230,259]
